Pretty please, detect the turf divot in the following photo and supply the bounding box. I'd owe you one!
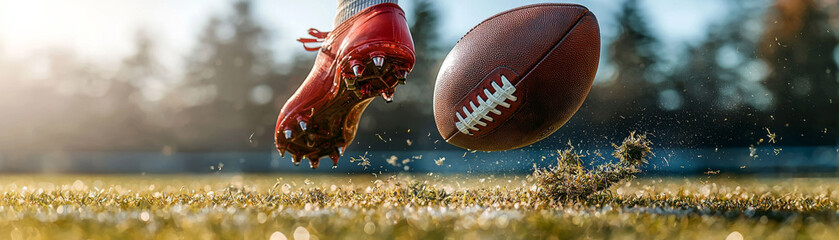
[534,132,652,202]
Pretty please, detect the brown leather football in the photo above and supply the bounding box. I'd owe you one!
[433,3,600,151]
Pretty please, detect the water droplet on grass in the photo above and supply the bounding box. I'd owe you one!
[293,227,310,240]
[270,231,287,240]
[726,231,743,240]
[140,211,150,222]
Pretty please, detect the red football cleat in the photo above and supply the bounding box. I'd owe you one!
[275,3,415,169]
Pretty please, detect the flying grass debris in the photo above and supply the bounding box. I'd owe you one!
[435,157,446,166]
[349,152,371,168]
[765,128,776,143]
[533,132,652,202]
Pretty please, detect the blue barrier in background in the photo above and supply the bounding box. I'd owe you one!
[0,146,835,175]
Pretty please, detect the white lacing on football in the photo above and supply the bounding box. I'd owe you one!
[455,75,517,135]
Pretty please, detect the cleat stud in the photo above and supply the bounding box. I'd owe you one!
[397,70,408,79]
[395,70,408,85]
[330,152,340,166]
[309,158,321,169]
[298,121,308,131]
[372,56,384,68]
[284,130,293,139]
[292,154,303,166]
[381,92,393,103]
[352,65,363,77]
[279,148,286,157]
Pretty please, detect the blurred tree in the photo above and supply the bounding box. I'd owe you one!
[660,2,771,146]
[569,0,664,146]
[760,0,838,144]
[106,30,171,150]
[117,30,168,100]
[173,0,277,150]
[182,1,273,105]
[403,0,442,109]
[598,0,661,107]
[0,48,153,152]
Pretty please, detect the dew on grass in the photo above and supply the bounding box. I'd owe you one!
[293,226,310,240]
[0,132,836,239]
[726,231,743,240]
[270,231,288,240]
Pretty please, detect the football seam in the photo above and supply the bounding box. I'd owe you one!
[457,4,589,45]
[444,10,591,142]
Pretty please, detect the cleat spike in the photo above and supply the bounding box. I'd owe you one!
[395,70,408,85]
[279,148,286,157]
[274,3,416,172]
[284,130,292,139]
[292,154,303,166]
[352,65,362,77]
[372,56,384,68]
[381,92,393,103]
[309,158,321,169]
[330,152,340,166]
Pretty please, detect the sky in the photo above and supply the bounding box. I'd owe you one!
[0,0,733,70]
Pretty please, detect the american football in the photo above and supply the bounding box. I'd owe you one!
[433,3,601,151]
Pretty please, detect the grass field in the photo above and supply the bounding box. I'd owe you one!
[1,135,837,240]
[0,174,838,240]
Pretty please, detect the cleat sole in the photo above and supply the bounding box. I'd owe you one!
[277,39,414,168]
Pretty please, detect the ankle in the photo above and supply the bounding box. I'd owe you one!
[335,0,399,26]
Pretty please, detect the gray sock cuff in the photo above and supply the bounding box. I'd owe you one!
[335,0,399,26]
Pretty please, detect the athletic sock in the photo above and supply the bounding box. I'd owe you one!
[335,0,398,26]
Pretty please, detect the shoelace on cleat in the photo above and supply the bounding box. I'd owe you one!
[296,28,330,51]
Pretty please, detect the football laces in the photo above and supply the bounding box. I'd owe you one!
[455,75,518,135]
